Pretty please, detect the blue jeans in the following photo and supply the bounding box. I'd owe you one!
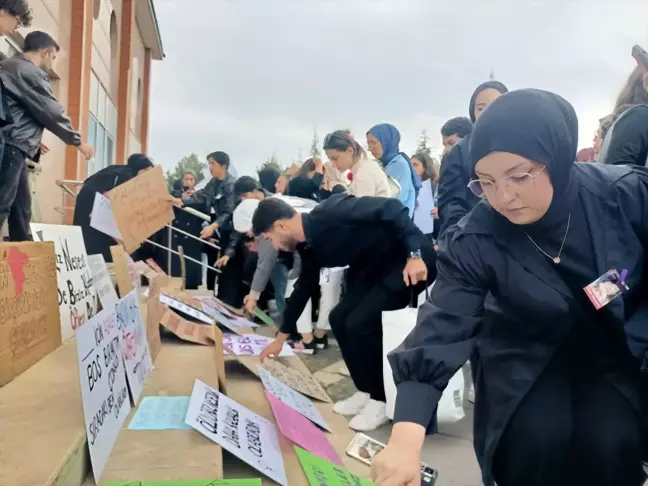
[270,263,289,314]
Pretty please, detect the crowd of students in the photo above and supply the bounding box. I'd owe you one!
[1,3,647,481]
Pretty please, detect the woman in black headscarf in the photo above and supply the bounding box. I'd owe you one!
[373,89,648,486]
[73,153,155,261]
[436,80,508,236]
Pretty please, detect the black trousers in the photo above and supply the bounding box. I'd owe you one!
[0,145,31,242]
[493,351,645,486]
[328,265,411,402]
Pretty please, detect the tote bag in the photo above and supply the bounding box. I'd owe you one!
[382,286,465,424]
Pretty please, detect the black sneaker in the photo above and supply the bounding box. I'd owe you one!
[313,334,329,350]
[291,339,318,355]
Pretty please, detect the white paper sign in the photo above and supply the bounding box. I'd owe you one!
[76,308,131,481]
[160,293,212,324]
[90,192,122,240]
[31,223,98,341]
[88,254,119,309]
[115,290,153,404]
[258,366,330,431]
[413,179,435,235]
[185,379,287,486]
[223,333,293,357]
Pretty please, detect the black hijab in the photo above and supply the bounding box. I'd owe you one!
[469,89,579,231]
[468,81,509,123]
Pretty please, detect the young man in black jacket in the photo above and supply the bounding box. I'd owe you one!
[181,151,236,293]
[0,30,94,241]
[255,194,436,432]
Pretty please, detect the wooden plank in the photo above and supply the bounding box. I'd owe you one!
[0,340,87,486]
[100,341,224,484]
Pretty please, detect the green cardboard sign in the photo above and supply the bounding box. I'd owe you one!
[295,446,374,486]
[254,308,275,326]
[103,480,262,486]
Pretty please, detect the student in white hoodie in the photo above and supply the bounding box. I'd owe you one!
[323,130,391,198]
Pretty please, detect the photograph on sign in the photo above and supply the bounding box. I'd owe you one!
[184,379,288,486]
[88,254,119,309]
[222,333,292,357]
[31,224,98,341]
[262,358,331,403]
[258,367,330,431]
[107,166,174,253]
[115,290,153,404]
[76,308,131,481]
[0,242,62,386]
[266,391,341,465]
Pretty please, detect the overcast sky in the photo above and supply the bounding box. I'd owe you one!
[148,0,648,177]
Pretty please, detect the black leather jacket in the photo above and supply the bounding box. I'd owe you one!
[0,54,81,159]
[182,173,236,229]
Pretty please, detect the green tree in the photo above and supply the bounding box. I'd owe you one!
[164,153,208,188]
[309,129,321,158]
[416,130,432,156]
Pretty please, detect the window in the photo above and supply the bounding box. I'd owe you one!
[87,70,117,176]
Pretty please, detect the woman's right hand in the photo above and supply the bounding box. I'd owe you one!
[371,423,425,486]
[260,333,289,361]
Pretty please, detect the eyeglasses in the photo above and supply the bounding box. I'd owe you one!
[467,165,546,198]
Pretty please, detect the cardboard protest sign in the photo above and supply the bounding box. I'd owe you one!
[31,224,98,341]
[76,308,131,481]
[133,260,158,280]
[104,481,262,486]
[116,290,153,404]
[266,391,341,465]
[110,245,141,297]
[223,333,293,357]
[145,259,172,287]
[262,359,331,403]
[90,192,122,240]
[254,308,275,327]
[0,242,62,386]
[258,366,330,431]
[295,447,374,486]
[185,379,288,486]
[159,306,215,345]
[88,254,119,310]
[160,292,212,324]
[145,275,163,362]
[107,166,174,253]
[128,396,192,430]
[198,296,258,334]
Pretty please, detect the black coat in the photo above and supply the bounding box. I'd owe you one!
[389,163,648,485]
[73,165,133,262]
[436,134,480,236]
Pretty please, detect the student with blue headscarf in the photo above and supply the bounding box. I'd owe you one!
[367,124,419,216]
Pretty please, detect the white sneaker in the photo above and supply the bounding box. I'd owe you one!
[468,383,475,404]
[333,392,370,416]
[348,400,389,432]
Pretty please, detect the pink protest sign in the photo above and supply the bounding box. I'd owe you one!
[265,391,341,465]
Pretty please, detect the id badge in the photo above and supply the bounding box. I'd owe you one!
[584,269,629,310]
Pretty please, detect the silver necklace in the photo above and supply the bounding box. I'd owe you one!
[525,213,571,264]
